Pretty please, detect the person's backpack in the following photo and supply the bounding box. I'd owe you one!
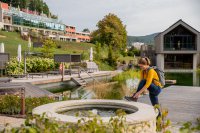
[148,66,165,87]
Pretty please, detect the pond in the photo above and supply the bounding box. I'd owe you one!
[36,81,94,99]
[35,71,200,101]
[61,106,136,117]
[165,72,200,86]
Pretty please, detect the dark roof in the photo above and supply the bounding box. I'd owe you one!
[155,19,200,38]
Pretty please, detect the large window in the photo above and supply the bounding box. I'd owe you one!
[12,15,65,31]
[164,54,193,69]
[164,25,196,51]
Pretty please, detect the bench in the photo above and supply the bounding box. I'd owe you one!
[28,73,48,79]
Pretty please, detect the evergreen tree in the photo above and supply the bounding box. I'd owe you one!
[20,0,29,9]
[42,2,49,15]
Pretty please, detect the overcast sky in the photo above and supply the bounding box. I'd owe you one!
[44,0,200,36]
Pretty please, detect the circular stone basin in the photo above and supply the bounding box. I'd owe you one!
[33,100,157,133]
[60,105,137,117]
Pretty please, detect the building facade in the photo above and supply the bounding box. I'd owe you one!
[0,2,90,43]
[140,44,156,66]
[155,19,200,71]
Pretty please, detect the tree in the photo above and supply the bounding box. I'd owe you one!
[94,42,101,61]
[91,13,127,50]
[29,0,36,11]
[107,45,119,66]
[41,39,56,58]
[82,28,90,33]
[20,0,29,9]
[127,46,140,56]
[42,2,49,15]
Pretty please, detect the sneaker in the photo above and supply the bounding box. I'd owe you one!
[124,96,137,102]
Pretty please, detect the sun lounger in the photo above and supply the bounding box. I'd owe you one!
[0,77,12,83]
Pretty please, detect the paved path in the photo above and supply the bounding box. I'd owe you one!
[0,116,25,131]
[138,85,200,123]
[11,71,115,85]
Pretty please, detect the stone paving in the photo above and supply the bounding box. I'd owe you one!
[138,85,200,123]
[11,71,115,84]
[0,116,25,131]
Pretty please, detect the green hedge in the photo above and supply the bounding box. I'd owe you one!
[6,57,59,75]
[0,95,56,115]
[112,70,140,84]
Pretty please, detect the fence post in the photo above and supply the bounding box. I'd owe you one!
[21,88,25,116]
[61,62,64,82]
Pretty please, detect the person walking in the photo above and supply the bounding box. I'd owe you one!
[124,57,162,115]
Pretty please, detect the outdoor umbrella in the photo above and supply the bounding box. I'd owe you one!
[28,37,31,52]
[17,44,22,62]
[90,47,93,61]
[0,43,4,53]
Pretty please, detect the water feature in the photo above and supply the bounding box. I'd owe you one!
[165,72,200,86]
[36,81,93,99]
[60,106,136,117]
[33,100,157,133]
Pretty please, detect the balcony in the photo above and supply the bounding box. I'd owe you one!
[164,43,196,51]
[3,19,12,24]
[165,62,193,69]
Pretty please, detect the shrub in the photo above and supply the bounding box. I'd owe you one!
[112,70,140,84]
[2,110,131,133]
[180,118,200,133]
[41,39,56,58]
[6,57,58,75]
[0,95,56,115]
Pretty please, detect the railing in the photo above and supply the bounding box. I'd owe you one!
[164,43,196,51]
[3,19,12,24]
[71,66,103,90]
[164,62,193,69]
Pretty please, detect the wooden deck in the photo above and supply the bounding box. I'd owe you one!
[0,82,54,97]
[138,85,200,123]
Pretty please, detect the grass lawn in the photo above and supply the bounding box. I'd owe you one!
[0,31,29,57]
[0,30,136,70]
[0,31,94,57]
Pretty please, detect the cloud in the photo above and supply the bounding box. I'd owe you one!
[44,0,200,36]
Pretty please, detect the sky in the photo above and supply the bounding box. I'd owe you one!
[44,0,200,36]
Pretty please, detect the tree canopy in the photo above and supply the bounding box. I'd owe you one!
[91,13,127,50]
[82,28,90,33]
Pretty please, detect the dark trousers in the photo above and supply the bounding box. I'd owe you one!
[136,79,161,106]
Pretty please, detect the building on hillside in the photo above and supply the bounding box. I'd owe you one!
[140,44,156,66]
[0,2,91,43]
[64,26,91,42]
[75,32,90,42]
[64,25,77,42]
[155,19,200,71]
[0,2,65,36]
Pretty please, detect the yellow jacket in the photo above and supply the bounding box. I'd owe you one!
[140,68,162,88]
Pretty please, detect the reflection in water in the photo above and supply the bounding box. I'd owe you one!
[61,107,135,117]
[39,82,95,99]
[70,87,95,99]
[165,72,200,86]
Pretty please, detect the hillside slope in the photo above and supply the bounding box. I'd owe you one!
[0,31,94,57]
[127,33,159,45]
